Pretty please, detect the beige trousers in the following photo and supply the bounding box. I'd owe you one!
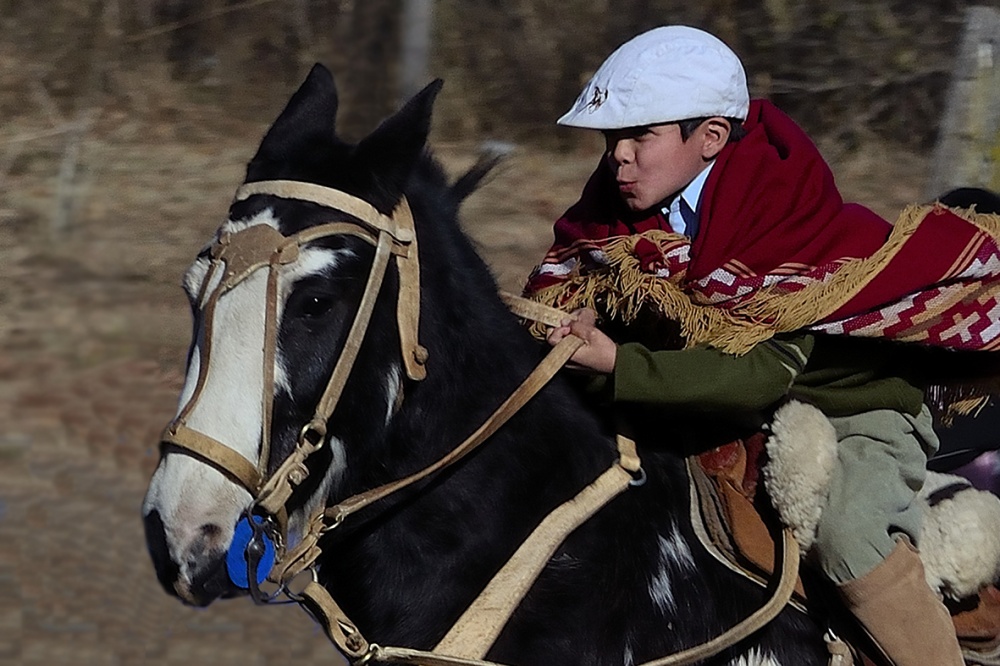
[811,405,938,584]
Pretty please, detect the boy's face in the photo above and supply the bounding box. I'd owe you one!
[602,119,727,212]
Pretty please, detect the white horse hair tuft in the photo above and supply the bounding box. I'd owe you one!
[729,647,782,666]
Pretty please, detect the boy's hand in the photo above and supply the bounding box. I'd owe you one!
[546,308,617,374]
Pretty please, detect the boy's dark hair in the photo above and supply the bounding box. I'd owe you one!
[678,117,747,143]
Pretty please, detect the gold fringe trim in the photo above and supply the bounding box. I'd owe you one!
[527,204,1000,354]
[927,382,995,426]
[940,396,990,426]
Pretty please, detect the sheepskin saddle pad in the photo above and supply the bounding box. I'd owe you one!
[687,401,1000,655]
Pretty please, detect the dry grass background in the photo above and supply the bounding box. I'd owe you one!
[0,6,943,664]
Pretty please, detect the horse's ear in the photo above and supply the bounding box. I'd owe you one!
[247,64,339,177]
[353,79,443,204]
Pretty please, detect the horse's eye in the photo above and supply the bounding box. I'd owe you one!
[300,295,334,319]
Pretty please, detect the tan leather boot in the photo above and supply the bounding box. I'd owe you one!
[838,539,964,666]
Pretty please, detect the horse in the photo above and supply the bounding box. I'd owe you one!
[143,63,896,666]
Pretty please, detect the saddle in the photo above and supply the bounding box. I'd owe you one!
[688,434,809,603]
[689,430,1000,665]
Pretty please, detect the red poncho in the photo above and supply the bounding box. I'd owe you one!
[525,100,1000,356]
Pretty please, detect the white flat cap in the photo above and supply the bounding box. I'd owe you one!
[558,26,749,130]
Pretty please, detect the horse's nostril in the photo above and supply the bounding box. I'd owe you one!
[199,523,222,539]
[189,523,226,560]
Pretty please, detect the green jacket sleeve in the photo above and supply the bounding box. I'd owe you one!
[611,334,815,412]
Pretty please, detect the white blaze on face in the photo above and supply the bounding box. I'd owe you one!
[142,209,351,585]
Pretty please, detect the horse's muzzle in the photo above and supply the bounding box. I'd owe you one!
[143,509,240,606]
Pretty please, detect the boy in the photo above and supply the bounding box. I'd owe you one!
[526,25,968,665]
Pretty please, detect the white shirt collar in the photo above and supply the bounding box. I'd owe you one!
[662,161,715,235]
[681,161,714,213]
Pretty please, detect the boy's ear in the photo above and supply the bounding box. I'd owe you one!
[700,118,731,160]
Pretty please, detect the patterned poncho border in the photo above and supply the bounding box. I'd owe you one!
[525,203,1000,357]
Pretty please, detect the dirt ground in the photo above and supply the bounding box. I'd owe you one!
[0,81,930,665]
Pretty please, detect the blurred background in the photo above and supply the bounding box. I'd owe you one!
[3,1,1000,664]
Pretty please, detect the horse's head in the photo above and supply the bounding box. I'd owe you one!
[142,64,447,606]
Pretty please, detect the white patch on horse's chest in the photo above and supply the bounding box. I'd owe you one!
[660,522,695,572]
[728,647,782,666]
[623,641,634,666]
[648,522,696,614]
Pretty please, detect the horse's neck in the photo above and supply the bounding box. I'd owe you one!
[315,212,624,642]
[323,324,618,647]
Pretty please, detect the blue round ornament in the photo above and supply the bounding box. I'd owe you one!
[226,514,276,588]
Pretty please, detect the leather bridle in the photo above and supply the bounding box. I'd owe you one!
[160,179,427,599]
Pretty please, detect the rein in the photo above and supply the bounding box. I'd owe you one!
[160,179,799,666]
